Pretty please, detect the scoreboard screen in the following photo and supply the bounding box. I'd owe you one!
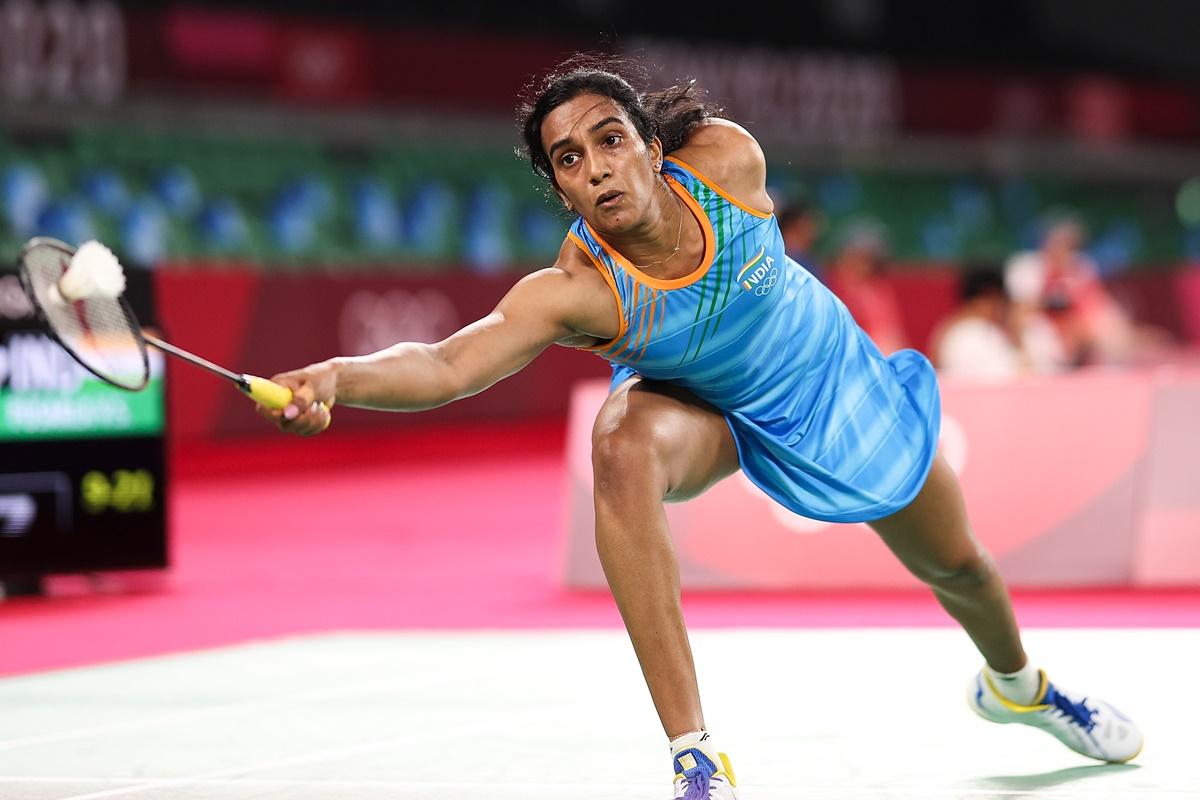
[0,265,166,580]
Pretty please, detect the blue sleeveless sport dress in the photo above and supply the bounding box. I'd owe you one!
[567,157,940,523]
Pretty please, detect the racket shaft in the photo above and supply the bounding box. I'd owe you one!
[141,333,294,409]
[142,333,242,383]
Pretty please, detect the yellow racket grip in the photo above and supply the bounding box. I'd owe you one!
[243,375,294,410]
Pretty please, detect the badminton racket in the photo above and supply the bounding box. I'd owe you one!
[17,236,299,411]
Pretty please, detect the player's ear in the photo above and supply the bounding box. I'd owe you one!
[649,136,664,173]
[555,188,574,213]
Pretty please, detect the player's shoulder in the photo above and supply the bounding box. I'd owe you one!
[682,117,762,150]
[552,233,602,280]
[672,119,772,215]
[505,237,612,308]
[506,237,602,295]
[674,119,765,177]
[510,236,617,345]
[486,235,617,346]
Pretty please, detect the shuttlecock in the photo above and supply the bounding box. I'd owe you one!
[58,240,127,302]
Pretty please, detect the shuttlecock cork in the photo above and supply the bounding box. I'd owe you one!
[57,240,127,302]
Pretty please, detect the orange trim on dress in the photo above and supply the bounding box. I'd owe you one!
[567,231,627,353]
[624,286,655,362]
[652,290,668,341]
[610,281,643,360]
[629,289,662,364]
[583,175,715,291]
[664,155,772,219]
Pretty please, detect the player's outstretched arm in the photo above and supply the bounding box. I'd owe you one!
[260,249,616,435]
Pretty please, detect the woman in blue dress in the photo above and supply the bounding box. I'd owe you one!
[261,55,1141,799]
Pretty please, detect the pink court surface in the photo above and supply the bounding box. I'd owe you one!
[2,420,1199,800]
[2,419,1199,678]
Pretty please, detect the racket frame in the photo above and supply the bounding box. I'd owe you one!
[16,237,293,409]
[17,236,151,392]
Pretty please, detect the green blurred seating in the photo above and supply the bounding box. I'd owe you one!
[0,127,1189,271]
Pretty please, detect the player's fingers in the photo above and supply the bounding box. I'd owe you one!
[299,401,332,436]
[264,371,303,422]
[254,400,283,415]
[282,401,329,436]
[255,400,284,423]
[282,382,316,422]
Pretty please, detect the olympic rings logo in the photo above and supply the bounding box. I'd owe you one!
[753,268,779,296]
[339,288,460,356]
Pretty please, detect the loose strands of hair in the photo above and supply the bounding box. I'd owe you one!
[641,81,718,156]
[515,53,723,206]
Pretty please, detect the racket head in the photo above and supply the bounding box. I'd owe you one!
[17,237,150,392]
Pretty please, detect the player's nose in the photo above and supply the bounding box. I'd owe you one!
[588,157,612,184]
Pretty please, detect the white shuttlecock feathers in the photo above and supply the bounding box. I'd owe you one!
[58,240,127,302]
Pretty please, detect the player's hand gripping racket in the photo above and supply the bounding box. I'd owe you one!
[17,236,312,415]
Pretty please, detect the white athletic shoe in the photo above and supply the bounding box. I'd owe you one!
[672,746,739,799]
[967,667,1143,763]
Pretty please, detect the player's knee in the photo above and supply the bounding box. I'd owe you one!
[591,420,667,497]
[919,551,995,593]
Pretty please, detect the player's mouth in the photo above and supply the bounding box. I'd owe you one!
[596,191,623,208]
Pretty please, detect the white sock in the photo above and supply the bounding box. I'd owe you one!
[986,661,1043,705]
[669,730,714,758]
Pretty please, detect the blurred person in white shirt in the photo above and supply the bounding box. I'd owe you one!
[932,265,1067,380]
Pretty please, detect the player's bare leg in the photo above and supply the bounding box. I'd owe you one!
[868,454,1027,672]
[869,453,1142,763]
[591,378,739,738]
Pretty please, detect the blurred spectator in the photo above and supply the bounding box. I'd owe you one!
[777,197,825,281]
[930,264,1066,380]
[825,220,908,354]
[1,163,50,237]
[1004,213,1171,366]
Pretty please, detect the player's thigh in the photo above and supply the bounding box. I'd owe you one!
[591,377,740,503]
[866,454,991,585]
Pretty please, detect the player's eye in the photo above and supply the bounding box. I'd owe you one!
[560,153,580,167]
[603,133,622,146]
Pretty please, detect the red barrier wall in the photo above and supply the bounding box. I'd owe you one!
[887,268,960,353]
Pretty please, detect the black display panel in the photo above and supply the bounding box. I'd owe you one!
[0,264,167,579]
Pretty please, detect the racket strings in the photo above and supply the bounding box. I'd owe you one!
[21,243,149,391]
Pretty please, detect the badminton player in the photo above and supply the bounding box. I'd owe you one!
[260,55,1142,799]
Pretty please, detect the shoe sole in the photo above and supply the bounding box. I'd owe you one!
[1111,737,1144,764]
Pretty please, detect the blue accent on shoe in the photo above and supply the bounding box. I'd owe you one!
[674,748,718,800]
[1044,683,1098,732]
[975,676,984,708]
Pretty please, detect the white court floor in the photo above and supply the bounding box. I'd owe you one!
[0,628,1194,800]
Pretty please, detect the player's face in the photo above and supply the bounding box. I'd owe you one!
[541,94,662,234]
